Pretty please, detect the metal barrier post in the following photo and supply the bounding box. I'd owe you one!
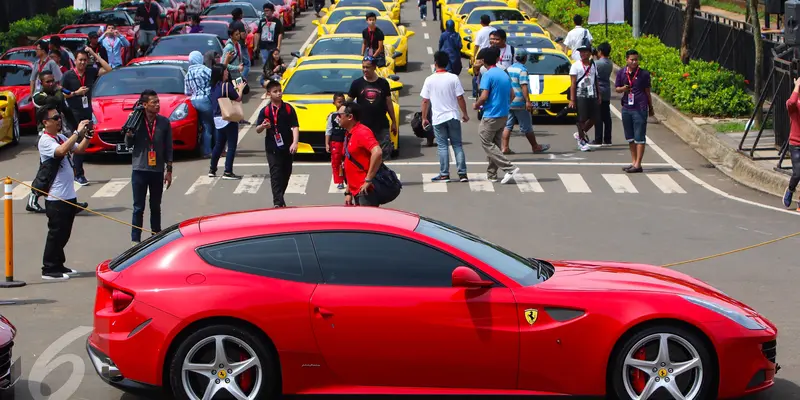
[1,178,25,289]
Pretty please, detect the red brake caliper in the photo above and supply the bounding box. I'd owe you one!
[631,348,647,393]
[239,352,253,392]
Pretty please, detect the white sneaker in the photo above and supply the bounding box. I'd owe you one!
[42,273,69,281]
[501,167,519,184]
[579,143,592,152]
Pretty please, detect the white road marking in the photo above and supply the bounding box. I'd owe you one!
[234,174,265,194]
[185,176,219,195]
[422,21,427,27]
[422,173,448,192]
[286,174,310,194]
[92,178,131,198]
[235,100,268,145]
[647,174,686,194]
[424,33,430,39]
[427,46,433,54]
[602,174,638,193]
[430,64,435,73]
[515,173,544,193]
[73,181,83,193]
[559,173,591,193]
[11,181,32,200]
[233,161,673,167]
[328,176,344,193]
[468,174,495,192]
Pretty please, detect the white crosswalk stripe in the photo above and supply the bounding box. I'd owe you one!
[9,172,691,200]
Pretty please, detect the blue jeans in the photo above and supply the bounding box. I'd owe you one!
[472,75,479,98]
[789,145,800,191]
[433,118,466,176]
[191,97,214,156]
[505,109,533,134]
[621,108,648,144]
[419,4,427,18]
[210,122,239,174]
[131,170,163,242]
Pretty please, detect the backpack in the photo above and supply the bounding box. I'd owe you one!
[580,28,591,49]
[410,107,433,139]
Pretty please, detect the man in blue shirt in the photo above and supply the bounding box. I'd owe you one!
[473,47,519,184]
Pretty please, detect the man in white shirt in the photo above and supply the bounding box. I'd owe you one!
[568,44,601,152]
[489,29,513,69]
[471,14,496,98]
[421,51,470,182]
[563,15,593,61]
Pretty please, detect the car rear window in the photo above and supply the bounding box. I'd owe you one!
[109,223,183,272]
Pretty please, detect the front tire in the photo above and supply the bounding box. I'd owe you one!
[168,325,279,400]
[609,325,715,400]
[11,106,20,145]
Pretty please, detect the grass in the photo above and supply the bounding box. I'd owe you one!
[713,119,774,132]
[700,0,748,15]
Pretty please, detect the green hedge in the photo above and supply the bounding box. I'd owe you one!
[533,0,753,117]
[0,6,85,50]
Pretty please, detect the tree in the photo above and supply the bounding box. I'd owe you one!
[680,0,699,64]
[747,0,764,127]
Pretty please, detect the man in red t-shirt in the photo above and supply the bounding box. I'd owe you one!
[782,77,800,210]
[337,101,383,206]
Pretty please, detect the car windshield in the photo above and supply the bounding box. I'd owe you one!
[203,4,259,17]
[145,35,222,56]
[73,11,134,26]
[61,25,104,34]
[447,0,467,4]
[336,0,387,11]
[328,9,378,24]
[269,0,287,5]
[493,23,544,34]
[283,68,360,94]
[506,36,555,50]
[335,19,397,35]
[0,65,32,86]
[171,23,230,39]
[459,1,505,15]
[1,49,37,63]
[40,37,88,54]
[93,66,186,96]
[414,217,550,286]
[300,58,361,66]
[130,59,189,71]
[523,53,572,75]
[467,9,525,23]
[241,0,272,8]
[308,38,363,56]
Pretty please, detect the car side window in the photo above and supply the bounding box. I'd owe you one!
[197,234,321,283]
[310,232,463,287]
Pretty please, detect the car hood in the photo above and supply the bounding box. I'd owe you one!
[538,260,760,315]
[282,95,336,132]
[529,74,569,97]
[93,94,187,128]
[0,86,30,102]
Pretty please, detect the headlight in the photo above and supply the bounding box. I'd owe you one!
[464,28,472,35]
[169,103,188,121]
[18,95,31,107]
[681,295,765,330]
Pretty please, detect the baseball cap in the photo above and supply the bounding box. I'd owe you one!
[576,44,591,52]
[514,48,527,61]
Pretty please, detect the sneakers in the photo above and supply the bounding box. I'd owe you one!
[431,174,451,182]
[337,183,345,189]
[74,176,89,186]
[574,132,600,151]
[208,169,216,177]
[501,167,519,184]
[783,187,794,208]
[41,267,78,281]
[26,194,45,213]
[222,172,242,180]
[459,174,468,182]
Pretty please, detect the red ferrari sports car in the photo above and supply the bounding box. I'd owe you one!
[114,0,187,33]
[0,314,19,396]
[87,64,200,154]
[127,55,190,69]
[36,34,90,57]
[86,207,780,400]
[0,61,35,131]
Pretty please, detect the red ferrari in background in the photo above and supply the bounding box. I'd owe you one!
[0,61,35,131]
[127,55,190,70]
[36,34,90,56]
[0,314,19,395]
[0,46,38,64]
[114,0,186,34]
[86,207,780,400]
[87,64,199,154]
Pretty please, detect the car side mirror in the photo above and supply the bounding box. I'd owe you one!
[406,30,415,37]
[452,266,493,288]
[393,51,402,58]
[321,7,329,14]
[388,74,400,81]
[312,20,319,26]
[554,36,564,43]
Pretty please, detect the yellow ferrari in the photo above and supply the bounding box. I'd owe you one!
[291,34,403,66]
[466,32,562,63]
[312,6,384,36]
[278,63,403,156]
[441,0,516,35]
[326,16,414,69]
[489,20,551,38]
[286,54,396,79]
[458,6,532,54]
[325,0,401,24]
[0,91,20,149]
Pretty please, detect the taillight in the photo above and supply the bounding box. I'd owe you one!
[111,290,134,312]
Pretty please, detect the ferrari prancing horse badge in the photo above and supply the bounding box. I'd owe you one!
[525,309,538,325]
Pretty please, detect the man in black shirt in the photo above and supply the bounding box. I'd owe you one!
[86,31,109,69]
[256,3,283,64]
[135,0,161,56]
[124,89,173,245]
[361,13,386,67]
[256,80,299,207]
[61,48,112,186]
[348,56,397,159]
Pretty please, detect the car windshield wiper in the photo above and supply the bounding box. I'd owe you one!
[526,257,547,279]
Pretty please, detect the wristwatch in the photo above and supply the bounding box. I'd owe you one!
[365,179,372,183]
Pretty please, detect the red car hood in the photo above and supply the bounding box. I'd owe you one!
[539,260,759,315]
[93,94,186,127]
[0,86,31,102]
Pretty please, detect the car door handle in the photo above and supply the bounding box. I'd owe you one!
[314,307,334,318]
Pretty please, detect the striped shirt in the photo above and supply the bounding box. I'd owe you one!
[507,61,529,110]
[184,64,212,100]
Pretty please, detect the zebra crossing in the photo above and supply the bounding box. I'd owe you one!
[8,170,690,201]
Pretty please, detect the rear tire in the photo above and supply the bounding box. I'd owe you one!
[168,324,279,400]
[11,106,20,146]
[609,324,716,400]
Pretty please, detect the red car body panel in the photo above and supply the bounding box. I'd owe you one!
[0,61,35,130]
[87,207,779,399]
[88,93,198,153]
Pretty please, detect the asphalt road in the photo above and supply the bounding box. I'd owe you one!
[0,4,799,399]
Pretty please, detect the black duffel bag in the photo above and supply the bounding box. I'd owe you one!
[345,153,402,205]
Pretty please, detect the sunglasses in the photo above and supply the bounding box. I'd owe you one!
[46,115,62,121]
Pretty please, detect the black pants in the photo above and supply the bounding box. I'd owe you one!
[789,145,800,192]
[131,170,164,242]
[595,100,612,144]
[356,192,380,206]
[42,198,77,274]
[267,150,293,206]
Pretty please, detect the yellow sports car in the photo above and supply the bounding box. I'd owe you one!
[279,63,403,156]
[312,6,384,36]
[466,32,562,64]
[489,20,551,38]
[325,0,401,24]
[458,6,532,54]
[327,16,414,69]
[291,34,404,65]
[0,91,20,148]
[441,0,515,35]
[286,54,396,80]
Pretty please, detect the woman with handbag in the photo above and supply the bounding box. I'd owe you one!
[209,64,246,180]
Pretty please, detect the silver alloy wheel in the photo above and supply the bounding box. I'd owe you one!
[622,333,703,400]
[181,334,263,400]
[12,112,20,143]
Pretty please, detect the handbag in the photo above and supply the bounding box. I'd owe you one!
[344,137,402,205]
[218,83,243,122]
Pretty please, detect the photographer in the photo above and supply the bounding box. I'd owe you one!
[37,104,92,281]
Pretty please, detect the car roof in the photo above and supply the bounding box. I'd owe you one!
[117,64,187,73]
[469,6,520,11]
[315,33,364,41]
[40,33,89,39]
[300,55,364,60]
[338,15,392,21]
[192,206,421,234]
[331,5,381,9]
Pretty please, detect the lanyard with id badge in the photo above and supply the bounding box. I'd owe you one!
[269,105,285,147]
[74,69,89,109]
[626,67,639,106]
[145,4,154,25]
[145,118,158,167]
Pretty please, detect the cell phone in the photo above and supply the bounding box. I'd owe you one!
[234,77,243,86]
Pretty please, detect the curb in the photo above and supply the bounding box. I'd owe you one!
[521,1,793,199]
